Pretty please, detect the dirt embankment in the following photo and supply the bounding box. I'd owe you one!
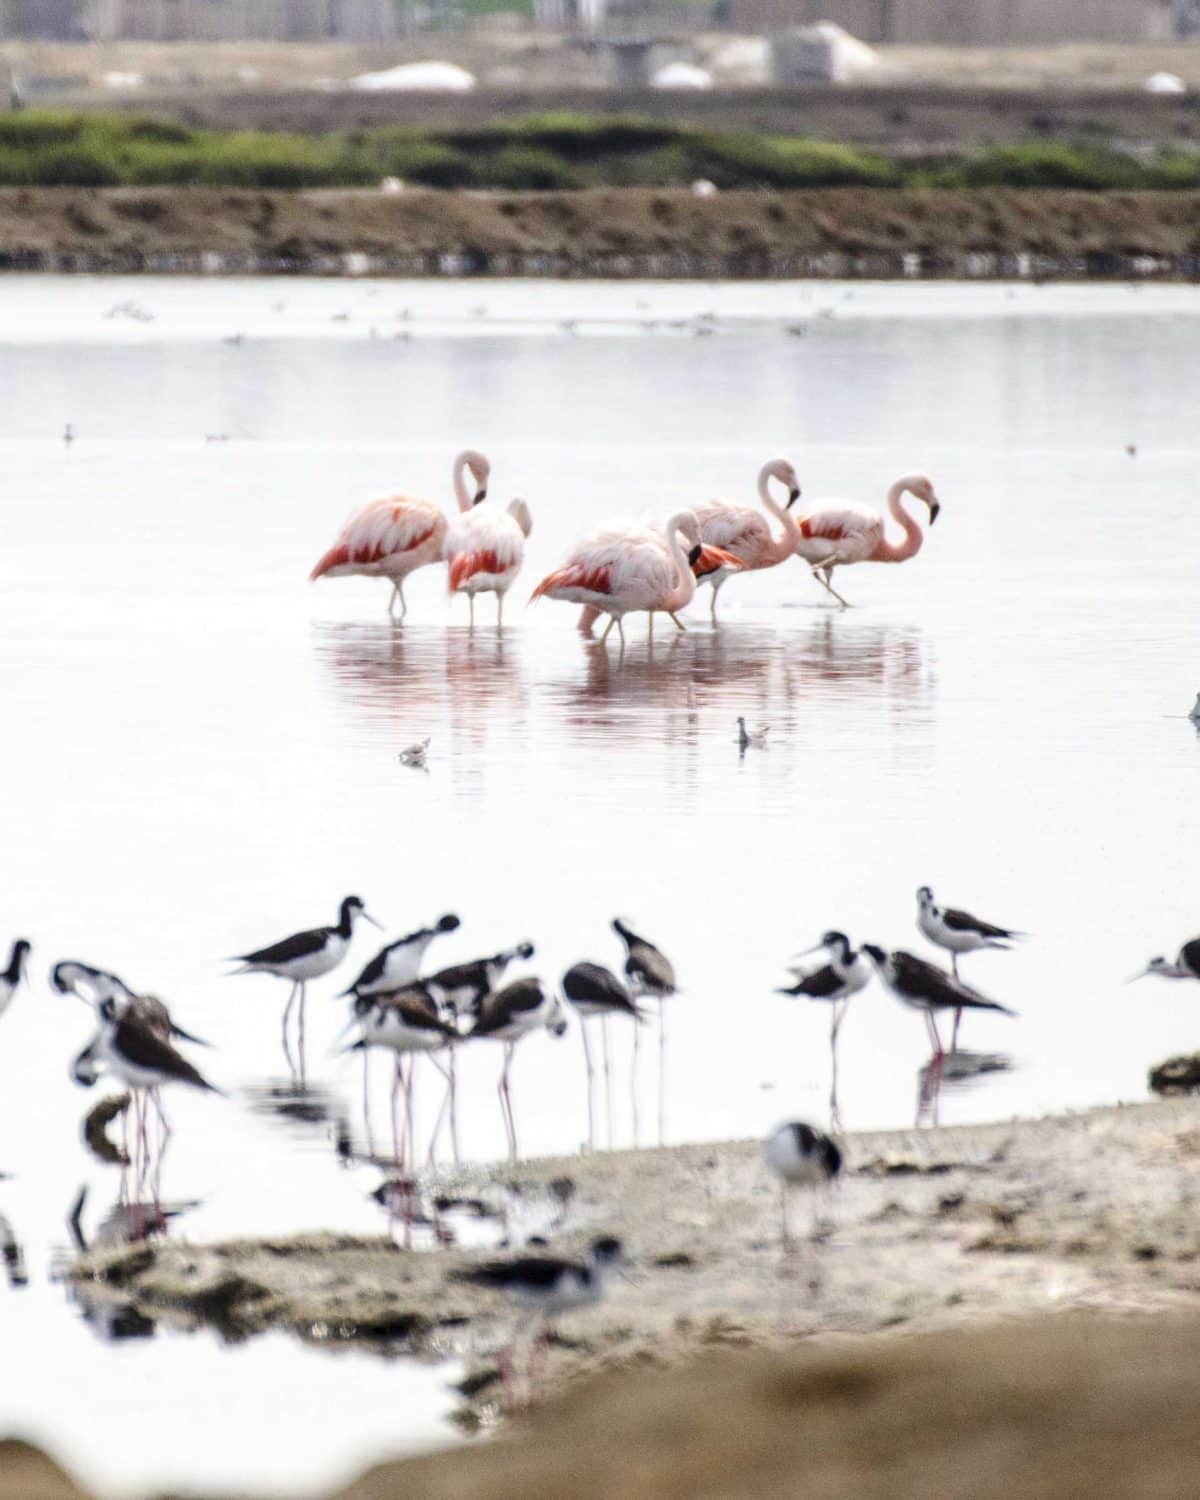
[64,1100,1200,1400]
[2,184,1199,277]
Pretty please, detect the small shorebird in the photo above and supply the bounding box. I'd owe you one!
[562,961,646,1150]
[777,932,870,1126]
[399,738,430,768]
[1129,937,1200,983]
[863,945,1015,1058]
[468,978,567,1162]
[341,914,461,1000]
[0,940,30,1020]
[736,717,769,751]
[51,960,133,1006]
[426,942,537,1019]
[915,886,1021,977]
[52,960,206,1045]
[232,895,379,1063]
[349,988,458,1172]
[763,1121,842,1249]
[916,887,1021,1049]
[612,918,676,1145]
[452,1235,626,1399]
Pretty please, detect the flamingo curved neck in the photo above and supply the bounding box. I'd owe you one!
[452,452,475,513]
[663,516,696,609]
[757,463,800,559]
[877,479,925,563]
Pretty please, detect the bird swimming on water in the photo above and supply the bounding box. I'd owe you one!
[736,717,769,750]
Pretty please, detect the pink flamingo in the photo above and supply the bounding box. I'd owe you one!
[690,457,802,620]
[531,512,743,647]
[444,491,533,628]
[793,473,941,607]
[310,450,490,618]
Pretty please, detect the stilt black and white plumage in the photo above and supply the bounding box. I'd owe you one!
[915,886,1021,976]
[763,1121,842,1248]
[777,932,869,1129]
[0,940,31,1020]
[612,918,676,1146]
[562,961,645,1151]
[349,988,459,1177]
[1130,937,1200,983]
[453,1235,625,1314]
[468,978,567,1163]
[452,1235,626,1403]
[863,945,1015,1058]
[340,913,461,1000]
[52,960,206,1045]
[425,941,535,1019]
[74,1001,220,1096]
[232,895,379,1069]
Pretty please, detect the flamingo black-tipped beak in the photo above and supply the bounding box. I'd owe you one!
[787,486,801,508]
[927,498,941,525]
[473,488,487,505]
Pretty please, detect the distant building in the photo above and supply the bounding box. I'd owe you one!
[729,0,1176,44]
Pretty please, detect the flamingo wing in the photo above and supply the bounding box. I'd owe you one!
[445,509,525,593]
[693,502,769,562]
[794,502,881,565]
[311,495,444,579]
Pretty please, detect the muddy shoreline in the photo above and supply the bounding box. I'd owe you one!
[2,186,1199,279]
[65,1098,1200,1421]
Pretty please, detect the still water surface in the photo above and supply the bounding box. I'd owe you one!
[0,275,1198,1496]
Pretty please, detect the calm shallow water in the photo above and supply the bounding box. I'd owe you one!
[1,275,1198,1495]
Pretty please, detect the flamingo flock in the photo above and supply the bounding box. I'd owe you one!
[310,450,942,630]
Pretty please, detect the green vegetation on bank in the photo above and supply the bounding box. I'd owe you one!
[1,110,1198,191]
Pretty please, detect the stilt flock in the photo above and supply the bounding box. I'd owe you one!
[310,449,943,628]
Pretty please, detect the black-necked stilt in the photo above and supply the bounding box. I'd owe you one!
[426,942,536,1019]
[341,914,460,1000]
[424,942,535,1164]
[350,988,458,1173]
[915,886,1021,976]
[468,978,567,1163]
[0,940,31,1020]
[612,918,676,1145]
[562,961,645,1151]
[233,895,379,1065]
[863,945,1015,1059]
[52,961,206,1046]
[452,1235,625,1400]
[763,1121,842,1249]
[51,960,133,1006]
[1129,937,1200,983]
[736,717,769,751]
[777,932,869,1128]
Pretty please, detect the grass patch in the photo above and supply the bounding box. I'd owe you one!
[0,110,1197,192]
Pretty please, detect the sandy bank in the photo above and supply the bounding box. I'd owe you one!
[2,186,1198,278]
[10,1311,1200,1498]
[65,1098,1200,1419]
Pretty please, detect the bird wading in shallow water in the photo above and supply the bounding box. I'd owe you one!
[310,450,489,618]
[689,458,802,621]
[612,918,676,1145]
[232,896,379,1076]
[467,978,567,1163]
[863,945,1015,1062]
[443,457,533,627]
[915,886,1023,1049]
[793,473,940,607]
[532,512,743,647]
[777,932,869,1128]
[562,960,646,1150]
